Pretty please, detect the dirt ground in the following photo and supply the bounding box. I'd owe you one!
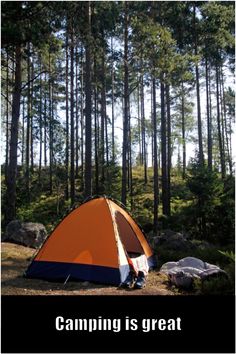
[1,242,176,295]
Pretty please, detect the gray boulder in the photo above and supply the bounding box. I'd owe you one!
[3,220,47,248]
[154,230,196,252]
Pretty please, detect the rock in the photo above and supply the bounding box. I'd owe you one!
[154,230,196,252]
[4,220,47,248]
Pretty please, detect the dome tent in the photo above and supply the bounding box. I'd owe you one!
[25,196,156,285]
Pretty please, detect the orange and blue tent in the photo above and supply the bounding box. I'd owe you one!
[25,197,156,285]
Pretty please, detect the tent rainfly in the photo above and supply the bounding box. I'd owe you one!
[25,197,156,285]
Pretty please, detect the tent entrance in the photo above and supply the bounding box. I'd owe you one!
[115,211,144,255]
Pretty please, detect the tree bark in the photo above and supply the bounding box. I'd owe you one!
[216,64,225,179]
[140,75,147,184]
[70,30,75,205]
[44,72,47,167]
[84,1,92,198]
[111,37,115,163]
[5,51,9,181]
[220,66,232,175]
[181,81,186,179]
[65,27,69,199]
[121,1,129,206]
[38,59,43,184]
[205,57,212,171]
[75,44,79,179]
[152,78,159,234]
[193,3,204,165]
[25,43,31,197]
[5,45,22,224]
[161,79,168,216]
[80,48,84,192]
[166,83,171,216]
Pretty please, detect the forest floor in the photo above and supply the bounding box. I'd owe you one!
[1,242,178,296]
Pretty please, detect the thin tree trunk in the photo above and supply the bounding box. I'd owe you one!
[111,37,115,163]
[49,54,53,194]
[5,52,9,181]
[65,28,69,199]
[30,56,34,171]
[193,4,204,165]
[25,43,31,197]
[153,78,159,234]
[140,75,147,183]
[21,97,25,166]
[80,48,84,192]
[181,81,186,179]
[5,45,22,224]
[161,79,168,216]
[70,31,75,205]
[128,101,133,210]
[216,64,225,178]
[84,1,92,198]
[94,82,99,194]
[166,83,171,216]
[137,84,141,165]
[100,45,106,184]
[206,57,212,171]
[220,65,232,175]
[75,44,79,179]
[44,72,47,167]
[38,60,43,184]
[121,1,129,206]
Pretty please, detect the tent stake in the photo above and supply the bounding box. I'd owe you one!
[64,274,70,286]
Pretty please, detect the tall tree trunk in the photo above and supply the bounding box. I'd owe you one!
[128,101,133,210]
[75,44,79,179]
[65,28,69,199]
[205,57,212,171]
[101,43,106,184]
[30,57,34,171]
[137,84,142,165]
[94,82,99,194]
[80,48,84,192]
[111,37,115,163]
[5,45,22,225]
[161,79,168,216]
[216,64,225,179]
[220,66,232,175]
[21,98,25,166]
[70,31,75,205]
[140,75,147,183]
[181,81,186,179]
[38,60,43,184]
[5,51,9,181]
[44,72,47,167]
[166,84,171,216]
[25,43,31,197]
[49,54,53,194]
[121,1,129,206]
[84,1,92,198]
[193,3,204,165]
[152,78,159,234]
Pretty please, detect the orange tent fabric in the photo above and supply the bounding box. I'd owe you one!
[26,197,156,285]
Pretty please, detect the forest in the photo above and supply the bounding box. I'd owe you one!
[1,2,235,294]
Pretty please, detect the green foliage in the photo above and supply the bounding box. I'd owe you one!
[186,159,232,242]
[218,250,235,262]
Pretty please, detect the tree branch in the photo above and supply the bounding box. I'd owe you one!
[21,70,48,90]
[1,92,12,106]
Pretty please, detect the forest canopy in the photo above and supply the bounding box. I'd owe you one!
[1,1,235,246]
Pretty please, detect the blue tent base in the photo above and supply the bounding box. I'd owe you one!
[25,260,121,286]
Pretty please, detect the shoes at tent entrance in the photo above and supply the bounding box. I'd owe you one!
[134,271,146,289]
[120,271,136,289]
